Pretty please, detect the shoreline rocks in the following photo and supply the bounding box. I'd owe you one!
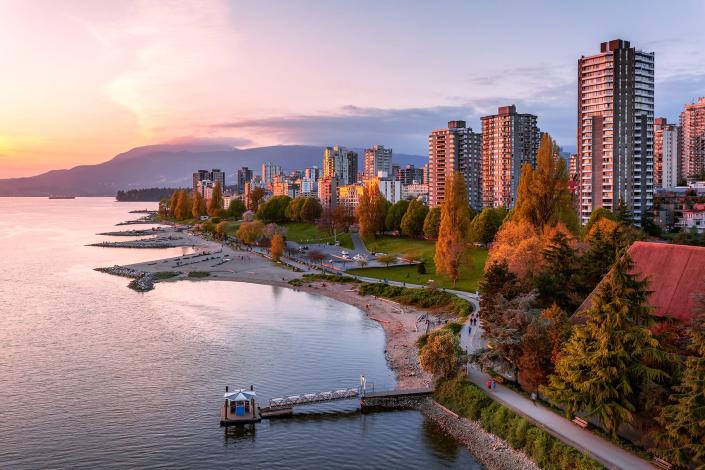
[94,265,155,292]
[418,398,539,470]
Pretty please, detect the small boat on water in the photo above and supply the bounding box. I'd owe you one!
[48,196,76,199]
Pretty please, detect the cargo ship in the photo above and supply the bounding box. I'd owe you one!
[48,196,76,199]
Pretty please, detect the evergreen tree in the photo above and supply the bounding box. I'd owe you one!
[400,199,428,238]
[434,173,471,286]
[655,319,705,467]
[207,182,224,216]
[614,198,633,226]
[542,254,668,437]
[385,199,410,232]
[540,304,572,366]
[534,229,580,311]
[423,207,442,239]
[514,134,577,232]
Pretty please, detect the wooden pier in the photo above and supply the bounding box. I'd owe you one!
[219,382,434,426]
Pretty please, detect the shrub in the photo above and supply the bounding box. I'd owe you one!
[188,271,210,278]
[357,283,473,318]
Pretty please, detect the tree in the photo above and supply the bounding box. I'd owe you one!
[475,291,535,381]
[169,190,179,217]
[286,196,307,222]
[228,199,246,219]
[386,200,410,232]
[256,195,292,223]
[236,220,265,245]
[479,261,521,326]
[583,207,619,236]
[307,249,325,265]
[518,317,553,394]
[486,220,544,280]
[247,187,266,212]
[419,329,465,378]
[207,182,224,216]
[357,182,387,239]
[192,191,205,219]
[468,207,507,245]
[174,189,191,220]
[300,198,322,223]
[400,199,429,238]
[263,223,286,240]
[423,207,442,239]
[534,228,580,311]
[435,173,471,286]
[377,254,397,267]
[614,198,634,226]
[655,317,705,467]
[540,304,572,366]
[542,253,668,437]
[215,221,229,240]
[271,233,285,262]
[514,133,577,232]
[333,205,355,233]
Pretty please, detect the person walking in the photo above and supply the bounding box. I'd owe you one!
[491,380,497,390]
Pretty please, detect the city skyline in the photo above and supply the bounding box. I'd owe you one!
[2,0,705,178]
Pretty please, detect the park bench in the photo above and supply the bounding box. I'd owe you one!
[572,416,589,428]
[652,457,672,470]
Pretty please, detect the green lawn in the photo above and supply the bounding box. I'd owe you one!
[347,236,487,292]
[283,223,354,249]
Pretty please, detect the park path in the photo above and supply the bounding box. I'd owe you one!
[459,318,655,470]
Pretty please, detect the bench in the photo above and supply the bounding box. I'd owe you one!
[652,457,672,470]
[572,416,589,428]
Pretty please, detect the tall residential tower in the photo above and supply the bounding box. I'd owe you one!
[680,97,705,180]
[654,118,680,188]
[428,120,482,211]
[363,145,393,179]
[577,39,655,223]
[323,146,358,186]
[481,105,540,208]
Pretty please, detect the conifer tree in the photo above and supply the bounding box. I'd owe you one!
[434,173,471,286]
[535,229,580,311]
[542,253,668,437]
[614,198,634,226]
[655,319,705,467]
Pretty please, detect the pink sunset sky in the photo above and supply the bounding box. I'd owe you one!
[2,0,705,178]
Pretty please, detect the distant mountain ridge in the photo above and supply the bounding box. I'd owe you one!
[0,144,427,197]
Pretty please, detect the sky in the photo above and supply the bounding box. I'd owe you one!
[1,0,705,178]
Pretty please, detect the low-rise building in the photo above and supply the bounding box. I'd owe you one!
[402,183,429,203]
[337,184,364,215]
[318,176,338,209]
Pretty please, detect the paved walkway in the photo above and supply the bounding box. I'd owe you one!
[459,317,654,470]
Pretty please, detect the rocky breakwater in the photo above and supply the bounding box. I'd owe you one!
[88,235,191,249]
[418,399,539,470]
[94,265,155,292]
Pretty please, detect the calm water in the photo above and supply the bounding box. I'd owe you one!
[0,198,480,469]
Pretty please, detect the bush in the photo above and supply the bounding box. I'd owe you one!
[357,283,473,318]
[153,271,179,280]
[417,261,427,274]
[188,271,210,278]
[289,274,361,286]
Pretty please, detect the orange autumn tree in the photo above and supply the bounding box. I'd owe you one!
[486,220,544,280]
[434,173,471,286]
[270,233,285,262]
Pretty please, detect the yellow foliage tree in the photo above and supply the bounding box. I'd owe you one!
[434,173,471,286]
[236,220,265,245]
[419,329,465,378]
[514,134,578,233]
[486,220,545,280]
[270,233,284,262]
[192,191,205,219]
[357,181,386,239]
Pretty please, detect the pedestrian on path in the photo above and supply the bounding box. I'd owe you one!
[486,380,492,390]
[531,392,537,405]
[491,380,497,390]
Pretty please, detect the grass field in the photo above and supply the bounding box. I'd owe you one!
[283,223,354,249]
[347,236,487,292]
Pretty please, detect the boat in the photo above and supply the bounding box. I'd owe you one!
[48,196,76,199]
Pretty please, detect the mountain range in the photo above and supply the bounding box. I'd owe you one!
[0,144,426,197]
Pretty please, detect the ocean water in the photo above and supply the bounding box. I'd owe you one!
[0,197,481,469]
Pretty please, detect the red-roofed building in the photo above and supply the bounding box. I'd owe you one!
[575,241,705,323]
